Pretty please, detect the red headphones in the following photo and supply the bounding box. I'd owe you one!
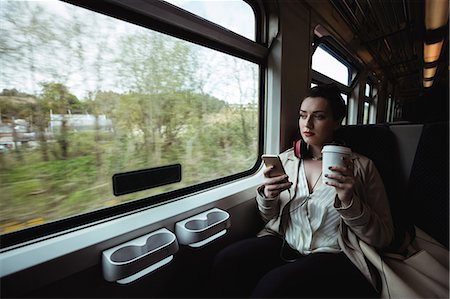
[293,139,308,159]
[294,139,347,159]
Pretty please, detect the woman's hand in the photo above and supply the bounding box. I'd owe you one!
[324,157,355,207]
[262,166,292,198]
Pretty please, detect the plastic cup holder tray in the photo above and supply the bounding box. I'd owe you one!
[102,228,178,283]
[175,208,231,246]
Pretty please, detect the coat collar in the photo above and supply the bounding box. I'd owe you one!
[284,150,300,199]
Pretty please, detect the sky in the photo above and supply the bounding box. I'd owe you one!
[164,0,255,41]
[1,1,352,104]
[0,0,258,104]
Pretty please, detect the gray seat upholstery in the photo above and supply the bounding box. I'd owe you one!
[335,124,412,251]
[406,122,449,248]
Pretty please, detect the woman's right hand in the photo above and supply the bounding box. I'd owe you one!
[262,166,292,198]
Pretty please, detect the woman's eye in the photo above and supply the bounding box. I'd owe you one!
[299,114,307,119]
[314,114,325,120]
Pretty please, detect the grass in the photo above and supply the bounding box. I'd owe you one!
[0,129,257,233]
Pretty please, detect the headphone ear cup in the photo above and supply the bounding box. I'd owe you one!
[293,140,301,158]
[293,139,308,159]
[294,139,308,159]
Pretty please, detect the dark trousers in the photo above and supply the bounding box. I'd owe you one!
[210,235,378,298]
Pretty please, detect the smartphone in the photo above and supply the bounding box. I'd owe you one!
[261,154,286,177]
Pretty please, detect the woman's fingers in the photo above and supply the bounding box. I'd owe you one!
[325,164,355,205]
[264,181,292,198]
[263,165,274,177]
[265,181,292,191]
[262,165,292,197]
[328,165,353,177]
[325,171,354,184]
[262,172,292,197]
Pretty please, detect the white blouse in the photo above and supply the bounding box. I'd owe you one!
[284,162,341,254]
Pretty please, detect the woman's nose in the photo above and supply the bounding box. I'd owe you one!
[305,116,313,128]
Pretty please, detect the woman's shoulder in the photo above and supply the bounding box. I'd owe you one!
[279,147,296,162]
[351,151,369,161]
[351,152,376,171]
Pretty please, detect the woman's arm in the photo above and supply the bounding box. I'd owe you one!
[256,186,280,222]
[255,165,292,223]
[331,157,394,248]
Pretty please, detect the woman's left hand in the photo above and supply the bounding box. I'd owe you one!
[325,157,355,207]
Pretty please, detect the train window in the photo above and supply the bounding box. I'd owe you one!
[312,44,351,86]
[362,81,375,124]
[386,95,394,122]
[164,0,255,41]
[365,83,371,97]
[341,93,348,125]
[0,0,260,240]
[363,101,371,124]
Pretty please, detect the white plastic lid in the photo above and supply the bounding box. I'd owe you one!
[321,145,352,155]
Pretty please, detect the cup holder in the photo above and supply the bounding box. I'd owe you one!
[102,228,178,283]
[175,208,230,247]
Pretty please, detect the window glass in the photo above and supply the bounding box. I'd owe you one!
[386,96,391,122]
[363,101,370,124]
[164,0,255,41]
[0,0,259,234]
[312,45,350,86]
[365,83,371,97]
[341,93,348,125]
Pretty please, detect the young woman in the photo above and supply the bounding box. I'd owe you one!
[211,84,394,298]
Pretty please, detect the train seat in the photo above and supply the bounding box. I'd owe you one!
[388,123,424,190]
[334,124,410,250]
[405,122,449,248]
[335,122,449,249]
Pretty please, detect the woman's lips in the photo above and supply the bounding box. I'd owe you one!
[303,132,315,137]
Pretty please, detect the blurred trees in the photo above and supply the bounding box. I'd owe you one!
[39,82,82,159]
[0,0,258,230]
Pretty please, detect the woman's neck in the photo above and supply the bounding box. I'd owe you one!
[308,145,323,160]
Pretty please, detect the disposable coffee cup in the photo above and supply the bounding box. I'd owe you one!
[322,145,352,184]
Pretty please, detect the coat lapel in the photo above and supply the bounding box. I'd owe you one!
[284,152,300,200]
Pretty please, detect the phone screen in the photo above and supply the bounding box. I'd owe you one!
[262,155,286,177]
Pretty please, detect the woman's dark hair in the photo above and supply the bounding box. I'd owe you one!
[303,83,347,123]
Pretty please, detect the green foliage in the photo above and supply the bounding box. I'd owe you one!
[0,88,258,232]
[0,95,36,122]
[0,0,259,233]
[39,82,82,113]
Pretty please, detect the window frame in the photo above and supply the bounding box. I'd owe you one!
[311,36,362,90]
[310,37,360,126]
[0,0,268,250]
[386,94,394,122]
[362,79,375,124]
[364,82,372,97]
[362,100,371,124]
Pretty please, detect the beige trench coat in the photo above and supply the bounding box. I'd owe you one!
[256,148,394,289]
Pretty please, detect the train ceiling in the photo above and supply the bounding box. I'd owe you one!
[313,0,448,99]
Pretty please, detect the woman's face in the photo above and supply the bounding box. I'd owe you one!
[299,96,339,147]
